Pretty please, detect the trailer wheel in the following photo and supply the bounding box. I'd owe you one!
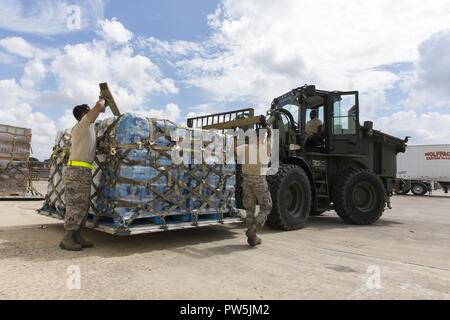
[395,187,410,195]
[267,164,311,230]
[333,169,385,225]
[411,183,427,196]
[440,182,450,194]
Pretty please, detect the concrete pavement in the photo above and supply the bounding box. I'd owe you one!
[0,185,449,299]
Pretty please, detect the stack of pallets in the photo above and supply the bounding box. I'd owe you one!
[0,124,32,197]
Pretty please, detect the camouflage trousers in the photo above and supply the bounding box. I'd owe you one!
[242,174,273,229]
[63,166,92,231]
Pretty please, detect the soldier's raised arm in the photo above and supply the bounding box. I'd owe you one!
[86,98,108,123]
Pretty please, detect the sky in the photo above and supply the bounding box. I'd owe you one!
[1,0,450,160]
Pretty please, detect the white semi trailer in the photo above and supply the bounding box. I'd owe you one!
[396,144,450,195]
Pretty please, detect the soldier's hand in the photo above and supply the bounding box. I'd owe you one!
[98,95,110,107]
[96,98,107,111]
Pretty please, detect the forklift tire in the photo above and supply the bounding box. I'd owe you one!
[411,183,427,196]
[333,169,385,225]
[267,164,311,230]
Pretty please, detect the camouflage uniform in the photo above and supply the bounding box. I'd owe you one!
[63,166,92,231]
[236,139,273,232]
[242,175,272,229]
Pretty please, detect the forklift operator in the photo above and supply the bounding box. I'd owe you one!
[305,109,322,137]
[305,109,324,148]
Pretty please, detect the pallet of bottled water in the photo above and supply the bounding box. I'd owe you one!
[39,113,241,236]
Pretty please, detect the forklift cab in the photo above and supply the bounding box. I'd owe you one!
[271,86,360,155]
[328,91,360,154]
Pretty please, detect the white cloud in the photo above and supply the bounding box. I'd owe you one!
[140,37,203,58]
[169,0,450,117]
[0,37,61,91]
[0,0,105,35]
[404,29,450,109]
[49,40,178,112]
[43,34,181,153]
[56,110,77,132]
[98,18,134,44]
[21,59,47,89]
[0,36,58,61]
[0,79,57,160]
[0,18,181,160]
[0,37,38,59]
[375,110,450,144]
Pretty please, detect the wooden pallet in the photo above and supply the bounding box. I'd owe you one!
[99,82,121,116]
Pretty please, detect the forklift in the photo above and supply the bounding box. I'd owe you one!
[187,85,408,230]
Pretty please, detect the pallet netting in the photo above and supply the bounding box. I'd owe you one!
[0,160,29,195]
[45,129,72,211]
[42,113,239,232]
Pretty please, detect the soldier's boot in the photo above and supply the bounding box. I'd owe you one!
[74,229,94,248]
[246,225,262,247]
[59,231,82,251]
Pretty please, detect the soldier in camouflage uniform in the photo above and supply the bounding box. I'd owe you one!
[60,98,108,251]
[236,128,273,247]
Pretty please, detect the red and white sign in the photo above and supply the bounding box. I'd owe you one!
[425,151,450,161]
[398,145,450,182]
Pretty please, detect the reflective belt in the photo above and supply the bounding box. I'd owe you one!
[67,160,94,170]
